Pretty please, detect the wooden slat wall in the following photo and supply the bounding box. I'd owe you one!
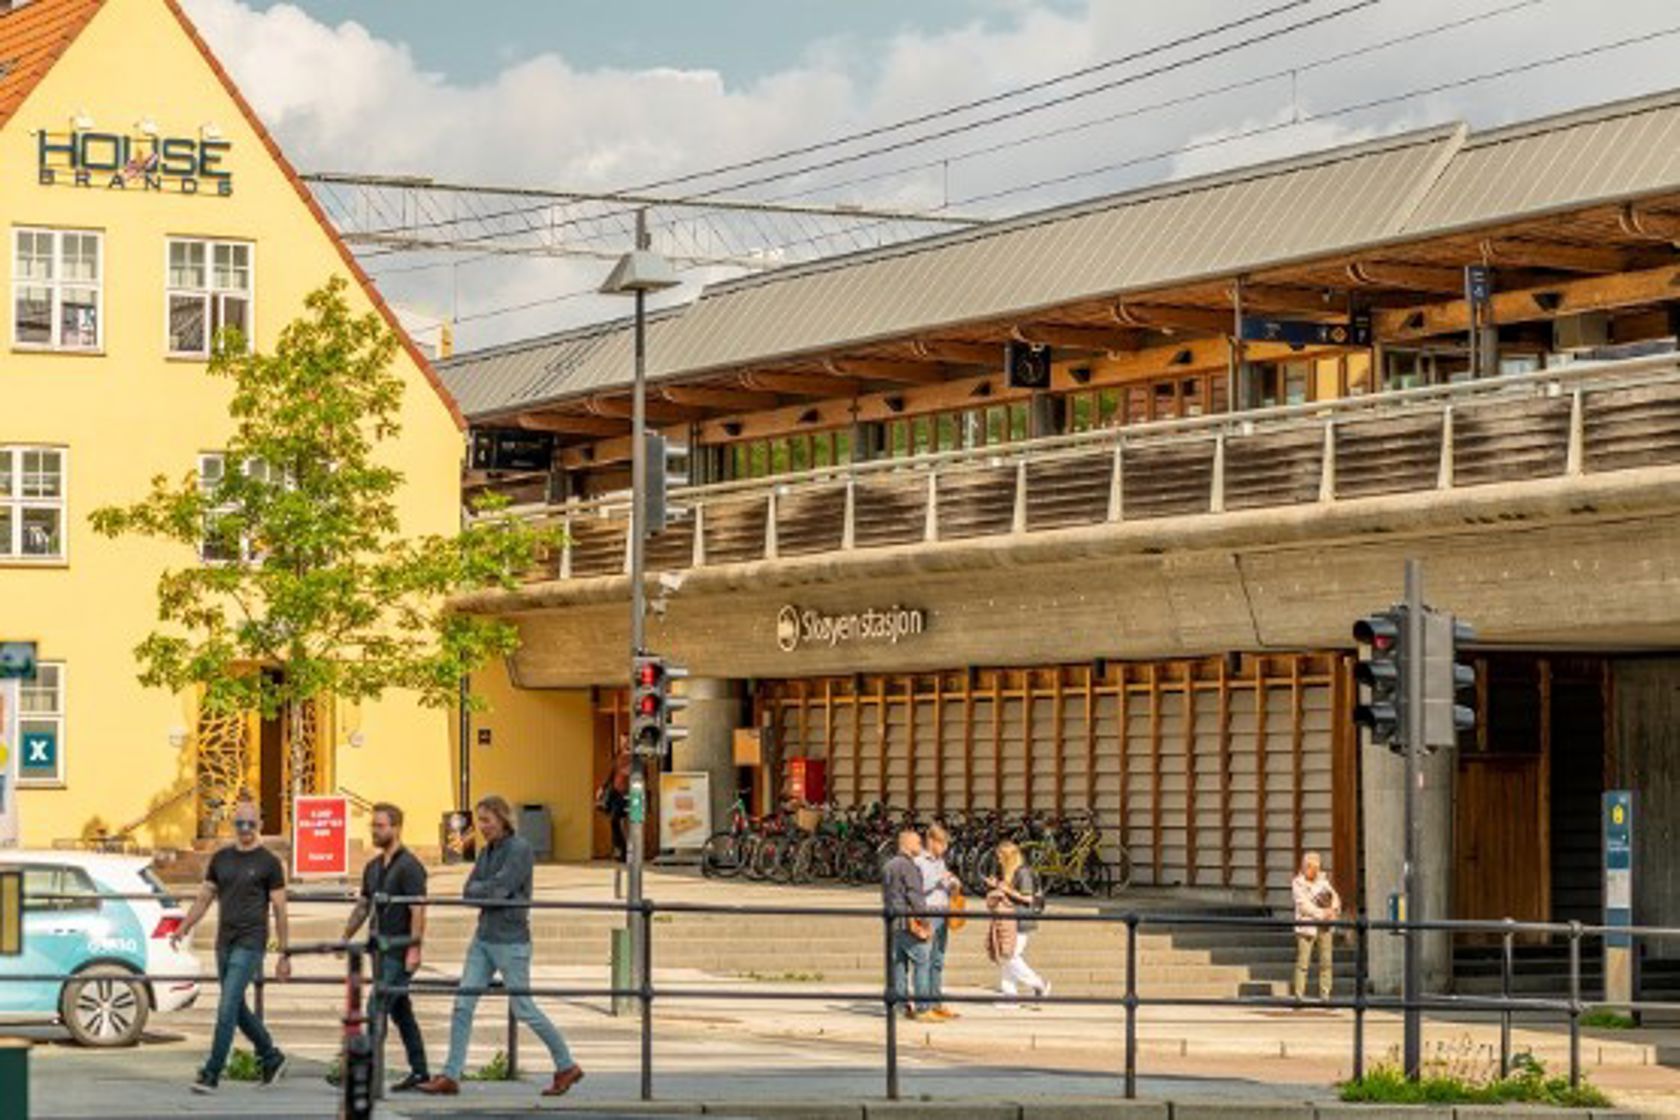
[762,653,1349,911]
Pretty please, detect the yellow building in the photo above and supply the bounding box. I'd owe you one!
[0,0,466,852]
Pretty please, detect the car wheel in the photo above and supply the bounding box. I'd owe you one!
[61,964,149,1047]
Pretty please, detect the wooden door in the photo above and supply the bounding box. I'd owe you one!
[1454,755,1548,925]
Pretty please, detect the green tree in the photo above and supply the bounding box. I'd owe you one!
[92,277,549,818]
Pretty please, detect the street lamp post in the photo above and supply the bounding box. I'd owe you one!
[600,210,679,993]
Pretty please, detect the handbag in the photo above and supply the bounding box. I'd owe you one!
[948,887,968,932]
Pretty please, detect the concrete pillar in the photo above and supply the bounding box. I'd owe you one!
[1361,740,1455,994]
[672,677,742,846]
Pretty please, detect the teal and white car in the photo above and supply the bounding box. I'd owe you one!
[0,851,201,1046]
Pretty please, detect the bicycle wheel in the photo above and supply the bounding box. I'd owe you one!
[1077,853,1113,898]
[740,833,767,881]
[788,836,818,884]
[701,831,743,878]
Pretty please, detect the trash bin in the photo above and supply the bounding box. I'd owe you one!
[440,810,475,865]
[520,803,554,861]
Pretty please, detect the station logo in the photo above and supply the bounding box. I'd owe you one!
[776,604,927,653]
[37,129,233,196]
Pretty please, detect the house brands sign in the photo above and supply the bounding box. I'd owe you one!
[776,604,926,654]
[37,129,234,196]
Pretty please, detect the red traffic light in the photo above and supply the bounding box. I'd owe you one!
[637,693,659,717]
[636,661,660,687]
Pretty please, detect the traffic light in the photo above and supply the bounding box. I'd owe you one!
[630,652,690,757]
[1353,608,1407,751]
[1422,610,1476,750]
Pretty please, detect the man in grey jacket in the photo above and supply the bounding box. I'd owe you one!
[881,829,934,1020]
[420,795,583,1097]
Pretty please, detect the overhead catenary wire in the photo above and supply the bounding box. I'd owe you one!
[358,0,1538,279]
[341,0,1383,248]
[432,18,1680,332]
[617,0,1320,194]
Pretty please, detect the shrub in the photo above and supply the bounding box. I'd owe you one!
[465,1050,513,1082]
[1340,1041,1610,1109]
[1580,1008,1637,1030]
[223,1049,263,1082]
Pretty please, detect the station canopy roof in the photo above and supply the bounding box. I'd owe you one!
[440,87,1680,422]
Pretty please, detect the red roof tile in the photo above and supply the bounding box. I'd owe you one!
[0,0,103,132]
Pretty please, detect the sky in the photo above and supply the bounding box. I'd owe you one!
[180,0,1680,352]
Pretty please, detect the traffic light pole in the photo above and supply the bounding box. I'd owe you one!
[1402,558,1425,1079]
[627,210,650,992]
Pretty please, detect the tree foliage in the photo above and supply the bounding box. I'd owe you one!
[91,276,550,721]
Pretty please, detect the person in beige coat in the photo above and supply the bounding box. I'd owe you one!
[1291,851,1341,1001]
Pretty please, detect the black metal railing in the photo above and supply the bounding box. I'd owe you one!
[8,888,1680,1104]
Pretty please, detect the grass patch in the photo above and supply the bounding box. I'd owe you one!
[1580,1008,1637,1030]
[1341,1046,1610,1109]
[736,970,826,983]
[464,1050,514,1082]
[223,1049,263,1082]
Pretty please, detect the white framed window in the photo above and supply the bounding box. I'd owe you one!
[12,227,102,351]
[167,238,252,357]
[198,452,273,563]
[0,446,67,561]
[18,661,65,786]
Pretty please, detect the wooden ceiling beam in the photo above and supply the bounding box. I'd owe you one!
[1374,262,1680,342]
[1012,322,1148,354]
[824,357,958,385]
[741,370,862,398]
[513,412,626,437]
[1227,282,1345,317]
[910,339,1002,365]
[1111,301,1231,336]
[1477,238,1631,274]
[1618,204,1680,245]
[1347,261,1464,293]
[662,385,782,411]
[585,395,709,424]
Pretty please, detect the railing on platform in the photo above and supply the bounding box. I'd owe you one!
[483,350,1680,583]
[9,888,1680,1104]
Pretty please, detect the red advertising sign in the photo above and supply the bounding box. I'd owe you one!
[292,795,350,879]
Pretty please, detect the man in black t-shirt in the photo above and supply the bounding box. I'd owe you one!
[172,798,290,1094]
[344,802,430,1091]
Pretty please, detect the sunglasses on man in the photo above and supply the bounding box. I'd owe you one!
[234,820,259,832]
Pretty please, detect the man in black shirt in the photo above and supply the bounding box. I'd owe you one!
[343,802,430,1091]
[172,798,290,1094]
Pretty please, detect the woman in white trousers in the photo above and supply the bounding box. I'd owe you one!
[988,841,1049,1000]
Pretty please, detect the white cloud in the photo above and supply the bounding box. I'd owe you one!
[181,0,1680,350]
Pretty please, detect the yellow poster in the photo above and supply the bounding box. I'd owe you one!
[659,772,711,852]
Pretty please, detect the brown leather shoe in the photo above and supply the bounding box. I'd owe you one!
[541,1064,585,1098]
[416,1075,459,1095]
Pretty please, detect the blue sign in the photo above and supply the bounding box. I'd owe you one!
[19,729,56,778]
[1465,264,1493,307]
[0,643,35,680]
[1239,315,1372,348]
[1604,791,1633,949]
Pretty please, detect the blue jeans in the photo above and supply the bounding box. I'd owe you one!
[927,919,949,1005]
[203,945,279,1079]
[443,938,573,1080]
[891,928,933,1013]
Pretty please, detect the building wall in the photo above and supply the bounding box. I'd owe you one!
[1611,658,1680,957]
[1,0,464,848]
[763,655,1353,911]
[450,661,596,862]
